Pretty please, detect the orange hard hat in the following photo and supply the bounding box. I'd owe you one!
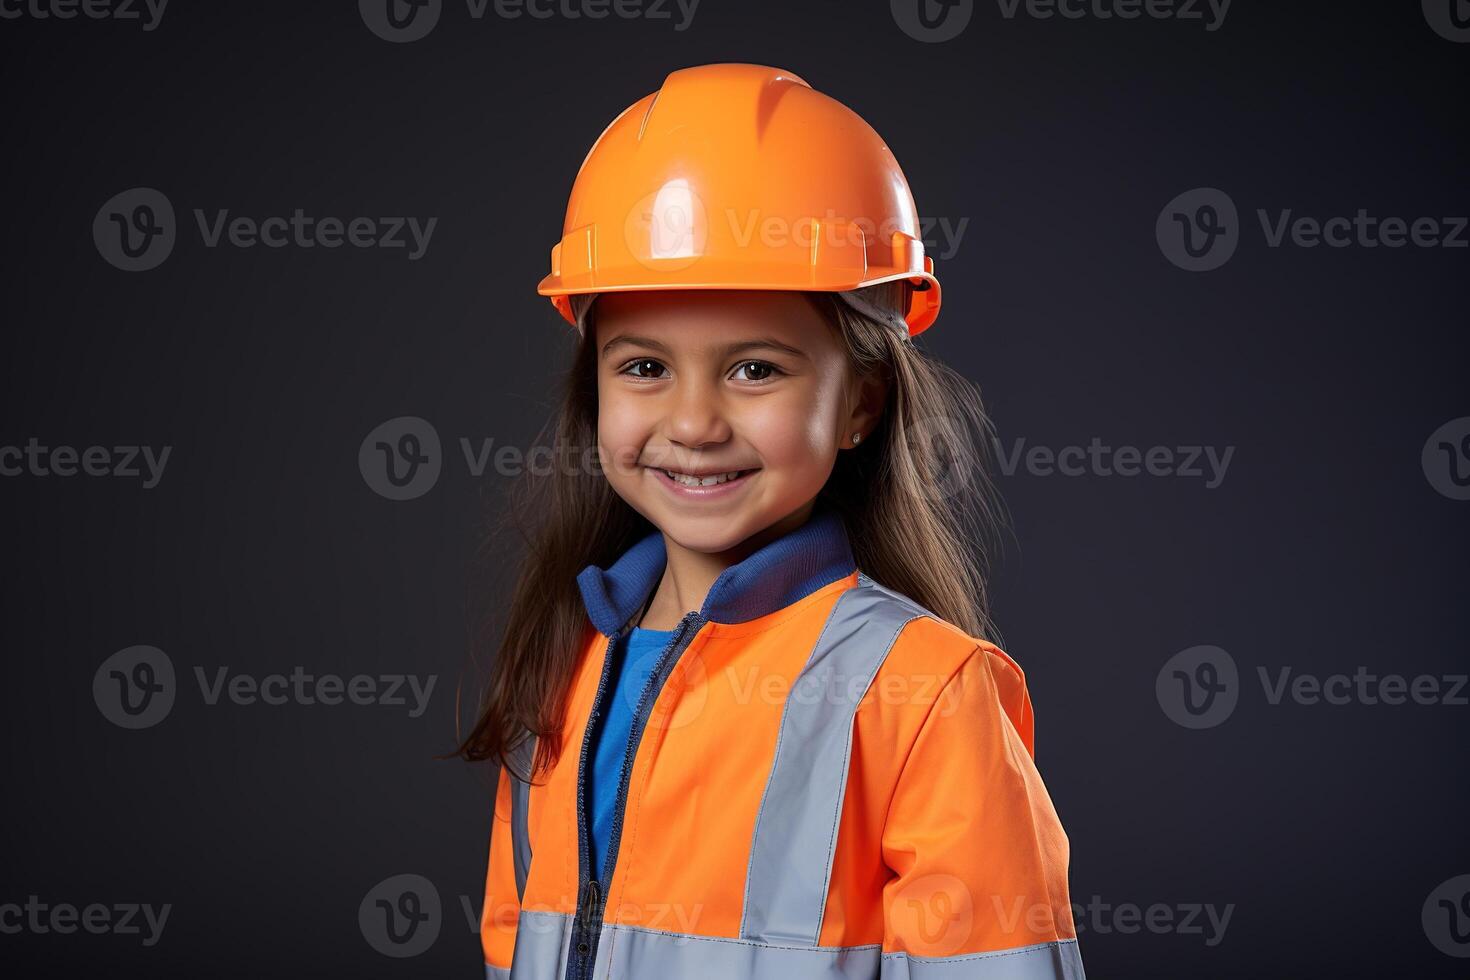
[536,63,943,336]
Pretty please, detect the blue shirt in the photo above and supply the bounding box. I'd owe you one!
[588,624,677,883]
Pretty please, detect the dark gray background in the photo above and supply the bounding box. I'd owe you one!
[1,0,1466,976]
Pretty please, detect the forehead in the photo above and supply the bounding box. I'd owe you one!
[594,289,834,352]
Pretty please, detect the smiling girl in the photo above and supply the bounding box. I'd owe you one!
[459,63,1085,980]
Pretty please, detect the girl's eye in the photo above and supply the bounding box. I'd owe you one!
[732,360,781,383]
[620,358,667,380]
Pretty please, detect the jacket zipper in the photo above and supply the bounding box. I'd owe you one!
[564,609,705,980]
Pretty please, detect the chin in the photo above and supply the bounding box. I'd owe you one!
[653,510,756,554]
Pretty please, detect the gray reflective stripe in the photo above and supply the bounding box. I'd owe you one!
[741,572,930,945]
[881,940,1086,980]
[593,921,882,980]
[505,735,537,904]
[508,910,573,980]
[513,919,1084,980]
[484,966,511,980]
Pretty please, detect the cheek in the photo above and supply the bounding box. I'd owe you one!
[597,388,651,475]
[742,385,842,465]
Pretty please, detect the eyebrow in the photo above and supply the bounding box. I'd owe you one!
[601,335,808,360]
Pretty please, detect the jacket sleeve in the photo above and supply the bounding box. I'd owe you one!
[879,644,1084,979]
[480,764,520,978]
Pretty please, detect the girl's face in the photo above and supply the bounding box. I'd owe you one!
[594,289,884,555]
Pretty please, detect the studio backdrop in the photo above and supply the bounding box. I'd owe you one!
[0,1,1466,977]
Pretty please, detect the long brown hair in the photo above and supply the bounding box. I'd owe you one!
[453,281,1009,780]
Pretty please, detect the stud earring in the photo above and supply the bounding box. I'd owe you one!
[851,433,861,445]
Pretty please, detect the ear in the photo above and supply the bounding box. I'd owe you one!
[842,368,889,449]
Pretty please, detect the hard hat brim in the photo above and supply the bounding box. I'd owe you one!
[537,264,940,337]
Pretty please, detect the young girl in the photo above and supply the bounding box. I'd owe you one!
[459,63,1084,980]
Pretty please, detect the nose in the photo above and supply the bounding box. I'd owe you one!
[664,376,732,450]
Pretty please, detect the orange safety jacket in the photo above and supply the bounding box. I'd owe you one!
[481,504,1084,979]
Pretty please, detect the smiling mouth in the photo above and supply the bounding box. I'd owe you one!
[657,468,756,488]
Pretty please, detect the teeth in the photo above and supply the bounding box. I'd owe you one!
[663,469,745,487]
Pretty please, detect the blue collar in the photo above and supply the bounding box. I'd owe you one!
[575,503,857,635]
